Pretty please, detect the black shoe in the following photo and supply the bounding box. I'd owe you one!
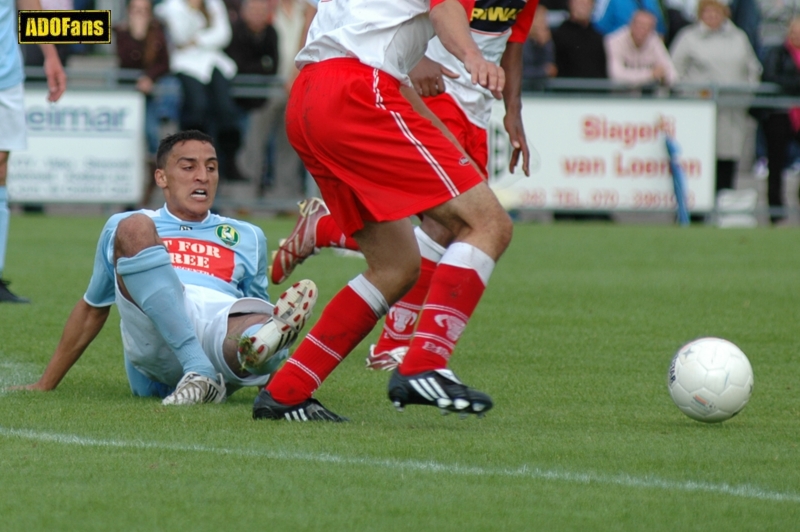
[388,369,493,417]
[252,389,348,421]
[0,279,30,303]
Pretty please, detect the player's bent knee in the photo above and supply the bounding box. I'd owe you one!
[114,214,162,258]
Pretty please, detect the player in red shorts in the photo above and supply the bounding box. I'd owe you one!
[269,0,537,371]
[252,0,514,422]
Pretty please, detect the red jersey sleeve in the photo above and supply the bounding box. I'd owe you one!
[508,0,538,43]
[430,0,476,19]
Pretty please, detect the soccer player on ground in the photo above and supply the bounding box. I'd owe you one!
[0,0,67,303]
[17,131,317,406]
[269,0,537,371]
[252,0,515,421]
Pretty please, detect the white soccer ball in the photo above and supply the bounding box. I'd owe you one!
[667,337,754,423]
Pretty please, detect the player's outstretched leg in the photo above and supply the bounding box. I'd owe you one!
[269,197,359,284]
[237,279,318,374]
[387,368,492,417]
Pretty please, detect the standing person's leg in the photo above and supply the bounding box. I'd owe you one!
[369,93,489,368]
[0,82,30,303]
[176,73,210,131]
[208,68,243,181]
[765,113,791,223]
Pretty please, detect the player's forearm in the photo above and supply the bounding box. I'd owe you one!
[35,300,110,390]
[17,0,57,57]
[430,0,482,67]
[500,42,523,114]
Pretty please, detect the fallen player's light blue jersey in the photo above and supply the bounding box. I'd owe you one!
[84,206,269,307]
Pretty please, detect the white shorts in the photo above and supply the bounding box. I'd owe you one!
[117,283,275,391]
[0,83,27,152]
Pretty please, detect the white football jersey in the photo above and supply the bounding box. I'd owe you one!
[296,0,436,86]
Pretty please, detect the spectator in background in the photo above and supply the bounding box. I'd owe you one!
[226,0,280,188]
[523,5,557,84]
[114,0,175,207]
[605,10,677,86]
[592,0,667,36]
[759,17,800,224]
[552,0,607,79]
[236,0,307,201]
[663,0,761,52]
[155,0,244,182]
[670,0,761,196]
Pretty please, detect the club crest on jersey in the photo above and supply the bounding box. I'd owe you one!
[434,314,467,341]
[215,225,239,247]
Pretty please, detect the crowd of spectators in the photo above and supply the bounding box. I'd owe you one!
[18,0,800,222]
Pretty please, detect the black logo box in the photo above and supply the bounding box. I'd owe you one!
[18,11,111,44]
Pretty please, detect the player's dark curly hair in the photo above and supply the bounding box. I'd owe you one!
[156,130,214,169]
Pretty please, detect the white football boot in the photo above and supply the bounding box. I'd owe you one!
[237,279,318,374]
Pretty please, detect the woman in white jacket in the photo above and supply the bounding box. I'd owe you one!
[670,0,761,195]
[155,0,242,181]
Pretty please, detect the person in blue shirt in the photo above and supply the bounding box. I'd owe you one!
[592,0,667,36]
[0,0,67,303]
[17,130,317,405]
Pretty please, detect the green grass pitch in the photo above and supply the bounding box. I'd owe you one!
[1,215,800,531]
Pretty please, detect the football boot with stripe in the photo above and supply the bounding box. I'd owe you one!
[252,390,348,422]
[269,198,329,284]
[365,345,408,371]
[387,368,493,417]
[162,372,226,406]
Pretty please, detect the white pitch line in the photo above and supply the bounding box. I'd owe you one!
[1,426,798,503]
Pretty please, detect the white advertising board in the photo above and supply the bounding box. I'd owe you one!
[488,98,717,212]
[9,89,145,204]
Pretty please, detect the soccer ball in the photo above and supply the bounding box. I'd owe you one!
[667,337,754,423]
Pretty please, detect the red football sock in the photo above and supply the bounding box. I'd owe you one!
[315,214,359,251]
[267,285,379,404]
[373,256,437,353]
[399,263,486,375]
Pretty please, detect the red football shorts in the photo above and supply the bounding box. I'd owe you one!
[286,58,484,237]
[423,92,488,176]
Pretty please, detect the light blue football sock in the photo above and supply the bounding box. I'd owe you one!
[0,186,9,277]
[116,245,217,378]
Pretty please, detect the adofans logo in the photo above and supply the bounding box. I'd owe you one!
[18,10,110,44]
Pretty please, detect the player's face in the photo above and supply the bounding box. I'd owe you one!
[155,140,219,222]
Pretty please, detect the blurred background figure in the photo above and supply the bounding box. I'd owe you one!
[226,0,281,191]
[553,0,608,79]
[592,0,667,37]
[670,0,761,197]
[114,0,177,207]
[236,0,307,202]
[155,0,244,182]
[523,5,558,85]
[605,10,677,86]
[663,0,761,51]
[760,17,800,225]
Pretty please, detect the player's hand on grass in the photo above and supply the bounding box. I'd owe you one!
[463,52,504,100]
[410,57,458,97]
[504,112,530,177]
